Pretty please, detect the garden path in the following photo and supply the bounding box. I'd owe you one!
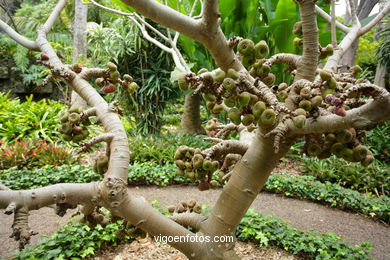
[0,186,388,259]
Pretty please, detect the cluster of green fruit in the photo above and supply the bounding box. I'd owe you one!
[58,107,90,143]
[95,62,138,94]
[93,155,109,175]
[168,200,202,214]
[174,146,219,191]
[305,129,374,167]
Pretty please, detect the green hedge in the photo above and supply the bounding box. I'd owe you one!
[1,164,388,222]
[128,133,210,165]
[302,156,389,196]
[265,174,390,223]
[237,209,372,260]
[11,209,372,260]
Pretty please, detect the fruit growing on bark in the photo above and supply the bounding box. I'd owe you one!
[330,142,344,157]
[260,109,276,125]
[353,145,368,161]
[40,52,49,61]
[300,87,311,99]
[213,70,226,83]
[320,70,332,81]
[192,154,204,169]
[95,77,104,87]
[262,73,275,86]
[224,96,236,107]
[198,182,210,191]
[103,83,116,94]
[107,61,117,71]
[242,114,255,126]
[228,108,241,125]
[293,37,303,49]
[222,78,235,91]
[299,100,312,111]
[211,104,224,115]
[71,63,82,73]
[336,129,353,144]
[210,180,218,189]
[361,154,374,167]
[242,55,256,68]
[68,113,80,124]
[257,64,270,78]
[254,40,269,59]
[294,108,307,116]
[227,68,239,80]
[293,115,306,128]
[237,39,255,55]
[307,143,321,157]
[311,95,323,107]
[238,92,251,107]
[178,73,189,91]
[252,101,266,118]
[292,21,303,35]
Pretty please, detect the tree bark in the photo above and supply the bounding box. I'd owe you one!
[181,93,205,135]
[71,0,88,108]
[341,0,379,71]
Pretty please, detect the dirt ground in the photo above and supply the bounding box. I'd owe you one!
[1,185,388,259]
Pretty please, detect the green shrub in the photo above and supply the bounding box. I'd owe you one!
[128,133,210,164]
[13,220,131,259]
[302,156,389,196]
[128,162,187,186]
[265,174,390,223]
[0,165,100,190]
[11,208,372,260]
[0,140,79,170]
[0,93,65,142]
[238,209,372,259]
[364,121,390,163]
[2,163,388,222]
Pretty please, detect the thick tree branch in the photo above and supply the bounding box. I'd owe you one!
[0,183,98,210]
[79,67,109,80]
[289,94,390,135]
[113,194,207,258]
[295,0,319,81]
[359,3,390,36]
[0,19,39,50]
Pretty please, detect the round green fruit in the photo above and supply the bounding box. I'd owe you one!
[237,39,255,56]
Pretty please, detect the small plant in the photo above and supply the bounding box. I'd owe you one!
[13,220,133,259]
[238,209,372,259]
[128,133,210,164]
[0,139,78,170]
[302,156,389,196]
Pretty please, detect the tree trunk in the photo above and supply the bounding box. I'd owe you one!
[181,93,205,135]
[374,62,387,88]
[71,0,88,108]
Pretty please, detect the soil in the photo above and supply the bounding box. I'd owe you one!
[1,185,389,259]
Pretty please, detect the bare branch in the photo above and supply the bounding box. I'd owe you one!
[79,67,109,80]
[203,140,248,161]
[359,3,390,36]
[120,0,201,42]
[315,5,350,33]
[289,94,390,135]
[0,19,39,50]
[78,133,115,153]
[41,0,69,34]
